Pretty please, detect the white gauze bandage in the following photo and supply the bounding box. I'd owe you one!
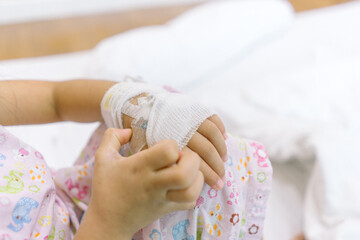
[101,78,215,153]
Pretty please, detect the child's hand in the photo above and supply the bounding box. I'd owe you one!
[76,128,204,240]
[123,113,227,190]
[185,114,227,190]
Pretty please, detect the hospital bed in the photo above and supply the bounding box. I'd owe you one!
[1,1,359,239]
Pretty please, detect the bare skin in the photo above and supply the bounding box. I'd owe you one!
[75,129,204,240]
[0,79,227,189]
[0,79,227,239]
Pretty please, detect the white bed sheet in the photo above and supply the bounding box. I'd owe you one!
[186,2,360,239]
[0,56,307,240]
[1,1,360,239]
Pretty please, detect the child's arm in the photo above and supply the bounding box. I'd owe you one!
[0,80,114,125]
[75,128,203,240]
[0,79,226,189]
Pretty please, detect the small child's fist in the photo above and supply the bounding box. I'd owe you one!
[78,129,203,240]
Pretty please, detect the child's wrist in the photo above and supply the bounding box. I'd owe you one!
[76,206,134,240]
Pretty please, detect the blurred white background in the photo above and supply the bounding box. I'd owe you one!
[1,0,360,239]
[0,0,207,25]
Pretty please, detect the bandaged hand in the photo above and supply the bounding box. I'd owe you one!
[101,79,227,190]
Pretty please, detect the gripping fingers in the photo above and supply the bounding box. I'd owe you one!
[155,149,200,189]
[96,128,132,159]
[141,139,180,170]
[188,132,225,178]
[197,119,227,161]
[166,171,204,203]
[199,159,224,190]
[208,115,226,137]
[165,200,198,213]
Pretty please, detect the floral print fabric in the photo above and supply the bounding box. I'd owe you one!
[0,126,78,240]
[0,124,272,239]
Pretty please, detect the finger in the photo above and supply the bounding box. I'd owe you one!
[166,171,204,202]
[141,139,180,170]
[197,119,227,161]
[199,159,224,190]
[187,132,225,178]
[208,115,226,137]
[97,128,132,155]
[165,200,197,213]
[155,149,200,189]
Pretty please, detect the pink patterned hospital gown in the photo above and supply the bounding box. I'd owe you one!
[0,124,272,239]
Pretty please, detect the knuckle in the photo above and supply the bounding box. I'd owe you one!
[172,170,188,186]
[104,127,116,136]
[205,144,216,158]
[183,188,198,202]
[207,124,223,144]
[190,150,200,158]
[188,151,200,163]
[212,114,225,128]
[207,122,218,135]
[162,140,179,160]
[167,139,179,151]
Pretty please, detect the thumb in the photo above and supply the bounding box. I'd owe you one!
[98,128,132,154]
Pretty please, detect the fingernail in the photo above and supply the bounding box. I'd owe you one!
[223,132,228,140]
[222,155,228,162]
[215,179,224,190]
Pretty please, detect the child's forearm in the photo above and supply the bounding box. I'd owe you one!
[54,80,133,127]
[74,206,132,240]
[0,80,115,126]
[53,80,115,123]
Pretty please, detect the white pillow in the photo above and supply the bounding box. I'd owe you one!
[87,0,294,90]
